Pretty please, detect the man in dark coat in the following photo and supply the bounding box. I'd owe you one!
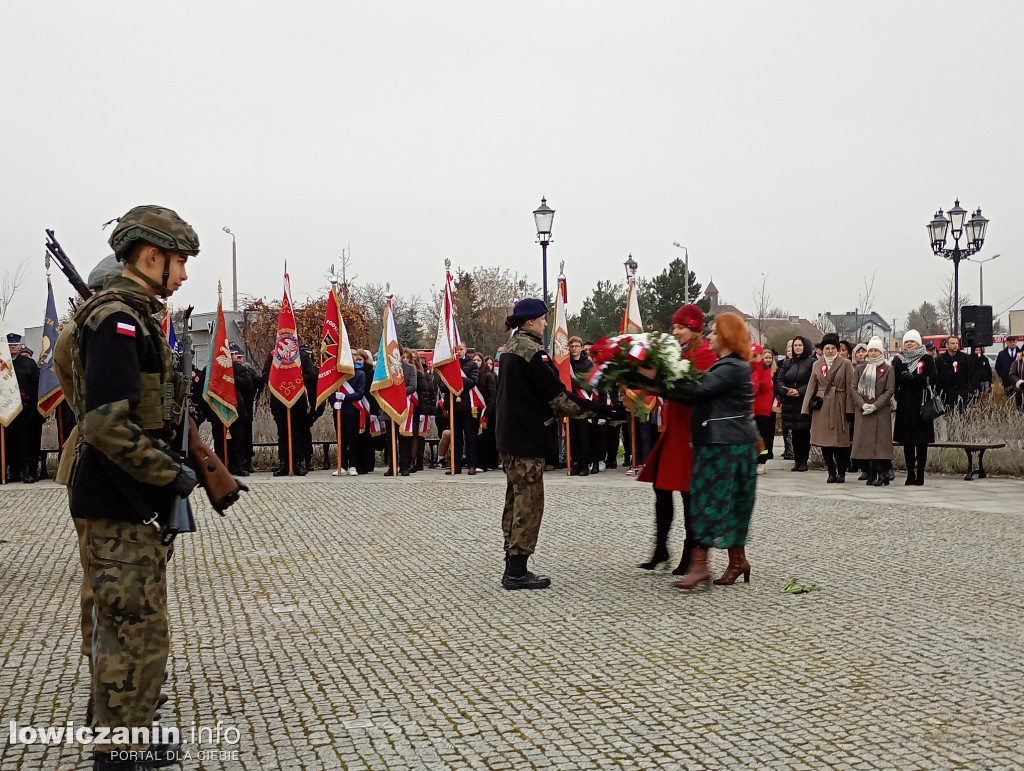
[995,336,1020,390]
[208,343,257,475]
[445,342,480,474]
[935,336,971,412]
[567,336,595,476]
[6,333,40,483]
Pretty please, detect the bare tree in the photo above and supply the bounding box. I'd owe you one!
[852,271,878,340]
[937,276,972,334]
[0,258,28,319]
[751,273,771,344]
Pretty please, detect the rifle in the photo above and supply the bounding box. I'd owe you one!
[45,229,248,515]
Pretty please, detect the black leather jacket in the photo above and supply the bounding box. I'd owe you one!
[669,353,757,446]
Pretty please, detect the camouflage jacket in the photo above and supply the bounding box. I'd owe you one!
[495,329,594,458]
[54,275,186,522]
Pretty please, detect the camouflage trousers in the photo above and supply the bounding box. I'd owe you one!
[74,518,94,662]
[500,454,546,556]
[87,517,170,750]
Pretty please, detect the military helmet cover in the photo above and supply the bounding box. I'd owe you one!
[87,254,122,292]
[108,205,200,261]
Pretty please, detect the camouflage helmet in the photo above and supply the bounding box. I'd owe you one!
[108,205,200,261]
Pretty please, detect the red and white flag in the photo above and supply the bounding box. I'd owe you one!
[620,273,644,334]
[552,270,572,389]
[202,287,238,426]
[431,266,464,395]
[316,284,355,407]
[268,266,307,408]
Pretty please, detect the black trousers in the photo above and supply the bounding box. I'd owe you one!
[383,424,412,472]
[568,417,592,468]
[903,443,928,477]
[452,410,478,470]
[820,446,851,473]
[754,414,776,463]
[271,403,306,470]
[606,420,631,464]
[791,429,811,466]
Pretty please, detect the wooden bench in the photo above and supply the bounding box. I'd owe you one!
[929,442,1006,481]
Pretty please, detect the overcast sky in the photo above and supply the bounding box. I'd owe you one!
[2,1,1022,338]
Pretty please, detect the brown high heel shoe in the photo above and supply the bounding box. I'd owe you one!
[675,547,711,589]
[713,546,751,585]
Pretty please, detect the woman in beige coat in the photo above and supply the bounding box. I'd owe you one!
[850,337,895,486]
[801,333,856,483]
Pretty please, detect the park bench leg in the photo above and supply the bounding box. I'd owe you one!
[977,449,987,479]
[964,449,975,481]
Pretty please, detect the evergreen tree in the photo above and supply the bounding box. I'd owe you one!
[638,258,709,331]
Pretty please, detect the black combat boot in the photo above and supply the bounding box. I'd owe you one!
[589,461,600,474]
[501,554,551,590]
[22,464,38,484]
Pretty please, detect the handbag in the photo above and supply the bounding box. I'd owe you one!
[808,362,841,411]
[920,384,946,421]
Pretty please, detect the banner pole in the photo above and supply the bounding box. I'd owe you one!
[630,413,638,473]
[390,421,398,475]
[565,417,572,476]
[449,387,456,475]
[286,409,293,476]
[1,425,5,485]
[222,424,229,465]
[336,408,343,473]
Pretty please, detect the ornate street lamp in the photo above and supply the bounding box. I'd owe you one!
[533,197,555,341]
[928,200,988,335]
[624,254,638,279]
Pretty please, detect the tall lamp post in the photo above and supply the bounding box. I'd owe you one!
[965,253,1000,305]
[671,242,689,303]
[928,200,989,335]
[222,226,238,312]
[533,197,555,340]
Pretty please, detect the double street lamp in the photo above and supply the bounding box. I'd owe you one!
[928,200,989,335]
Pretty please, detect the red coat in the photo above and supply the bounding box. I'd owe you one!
[638,338,718,491]
[751,362,774,416]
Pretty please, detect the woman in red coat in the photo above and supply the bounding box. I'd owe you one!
[750,344,776,474]
[638,304,718,573]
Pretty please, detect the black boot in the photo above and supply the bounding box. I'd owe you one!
[22,464,38,484]
[915,449,926,486]
[640,494,673,570]
[590,461,600,474]
[871,460,887,486]
[865,462,877,486]
[577,464,589,477]
[825,453,837,483]
[671,540,695,576]
[501,554,551,590]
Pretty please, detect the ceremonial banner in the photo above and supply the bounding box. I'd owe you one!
[161,306,178,351]
[0,314,23,427]
[370,295,409,423]
[37,279,64,416]
[316,284,355,407]
[268,269,307,407]
[552,269,572,389]
[620,274,644,334]
[202,289,238,426]
[431,266,464,395]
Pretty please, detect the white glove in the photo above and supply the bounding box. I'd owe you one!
[1016,380,1024,389]
[861,403,876,415]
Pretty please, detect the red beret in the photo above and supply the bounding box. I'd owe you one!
[751,343,764,355]
[671,304,704,332]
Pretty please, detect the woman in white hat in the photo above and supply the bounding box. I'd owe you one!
[893,330,937,485]
[851,337,895,485]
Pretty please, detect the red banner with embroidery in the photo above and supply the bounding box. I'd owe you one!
[268,269,307,408]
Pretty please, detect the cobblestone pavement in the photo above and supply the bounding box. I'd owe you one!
[1,465,1022,770]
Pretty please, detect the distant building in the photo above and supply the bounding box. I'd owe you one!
[817,311,893,349]
[705,280,750,319]
[703,281,823,352]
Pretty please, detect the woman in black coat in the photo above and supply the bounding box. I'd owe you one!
[892,331,936,486]
[775,335,814,471]
[967,346,992,402]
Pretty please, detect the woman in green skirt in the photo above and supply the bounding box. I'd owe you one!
[667,312,759,589]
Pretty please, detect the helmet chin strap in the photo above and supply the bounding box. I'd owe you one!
[124,255,173,299]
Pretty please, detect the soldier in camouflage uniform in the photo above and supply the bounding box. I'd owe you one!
[494,298,619,590]
[54,206,201,771]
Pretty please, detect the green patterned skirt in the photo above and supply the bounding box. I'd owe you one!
[690,444,757,549]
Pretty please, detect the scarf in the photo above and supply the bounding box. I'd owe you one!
[823,353,838,368]
[858,352,885,399]
[898,346,927,371]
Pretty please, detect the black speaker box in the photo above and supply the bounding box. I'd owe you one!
[961,305,993,348]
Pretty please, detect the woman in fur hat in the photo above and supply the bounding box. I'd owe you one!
[801,332,856,483]
[893,330,937,485]
[850,337,895,485]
